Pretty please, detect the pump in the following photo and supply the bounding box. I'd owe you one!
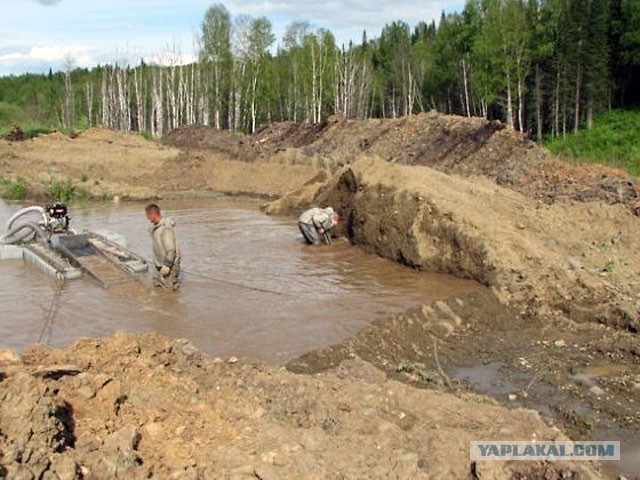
[44,202,71,234]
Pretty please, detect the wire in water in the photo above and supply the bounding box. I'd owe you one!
[37,275,65,344]
[182,267,293,297]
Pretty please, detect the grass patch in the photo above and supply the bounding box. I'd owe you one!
[139,130,153,141]
[1,124,54,140]
[21,126,54,139]
[0,175,28,200]
[46,178,93,203]
[544,110,640,176]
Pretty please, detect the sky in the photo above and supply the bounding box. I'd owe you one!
[0,0,464,76]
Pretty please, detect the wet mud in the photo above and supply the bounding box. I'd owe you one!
[288,289,640,478]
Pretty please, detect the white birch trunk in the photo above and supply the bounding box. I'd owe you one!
[85,82,93,127]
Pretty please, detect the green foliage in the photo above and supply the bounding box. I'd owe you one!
[46,178,93,203]
[397,359,443,385]
[139,130,152,141]
[0,0,638,138]
[22,126,53,139]
[0,176,28,200]
[0,102,25,130]
[604,259,616,273]
[544,110,640,176]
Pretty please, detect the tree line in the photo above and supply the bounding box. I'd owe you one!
[0,0,638,141]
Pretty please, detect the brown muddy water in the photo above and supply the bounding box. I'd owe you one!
[0,197,482,364]
[2,198,638,477]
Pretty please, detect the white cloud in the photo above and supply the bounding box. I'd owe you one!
[0,0,463,75]
[147,51,198,67]
[0,45,94,65]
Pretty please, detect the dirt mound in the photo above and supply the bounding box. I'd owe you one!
[515,158,639,206]
[267,155,640,333]
[4,113,635,208]
[0,331,604,479]
[163,112,640,214]
[0,127,179,200]
[253,118,336,151]
[163,120,336,163]
[163,125,253,160]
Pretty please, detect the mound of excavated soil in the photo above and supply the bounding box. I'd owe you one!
[3,113,638,210]
[0,127,180,200]
[0,332,603,479]
[266,155,640,333]
[163,112,640,213]
[163,125,252,160]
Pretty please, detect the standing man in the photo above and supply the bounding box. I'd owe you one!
[298,206,341,245]
[145,204,181,290]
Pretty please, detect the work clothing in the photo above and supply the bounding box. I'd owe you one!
[298,207,336,245]
[149,217,181,289]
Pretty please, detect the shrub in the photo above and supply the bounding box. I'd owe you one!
[46,178,93,203]
[0,176,28,200]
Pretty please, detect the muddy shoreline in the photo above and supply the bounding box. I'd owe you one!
[1,114,639,478]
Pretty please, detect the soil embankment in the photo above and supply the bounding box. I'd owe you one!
[2,113,640,477]
[1,332,602,479]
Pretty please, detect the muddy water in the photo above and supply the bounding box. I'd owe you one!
[0,198,482,364]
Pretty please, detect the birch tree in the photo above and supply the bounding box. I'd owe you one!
[201,4,232,129]
[282,21,311,121]
[247,17,275,132]
[62,57,75,130]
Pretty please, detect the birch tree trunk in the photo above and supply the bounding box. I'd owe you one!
[63,65,74,130]
[151,67,164,138]
[85,82,93,127]
[535,64,543,143]
[101,68,109,127]
[516,67,524,133]
[462,57,471,117]
[133,67,145,132]
[505,68,514,129]
[574,45,583,134]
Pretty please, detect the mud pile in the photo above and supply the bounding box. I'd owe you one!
[0,332,603,479]
[162,112,640,213]
[267,155,640,333]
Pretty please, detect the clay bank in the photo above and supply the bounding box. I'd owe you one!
[1,112,640,478]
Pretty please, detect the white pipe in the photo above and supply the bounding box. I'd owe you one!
[0,222,46,244]
[5,206,45,232]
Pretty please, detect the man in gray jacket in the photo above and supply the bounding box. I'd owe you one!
[145,204,181,290]
[298,206,341,245]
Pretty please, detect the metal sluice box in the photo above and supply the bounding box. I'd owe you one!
[1,204,148,286]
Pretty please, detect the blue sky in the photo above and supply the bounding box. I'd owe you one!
[0,0,464,76]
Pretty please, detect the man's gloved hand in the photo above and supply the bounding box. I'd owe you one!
[159,265,171,276]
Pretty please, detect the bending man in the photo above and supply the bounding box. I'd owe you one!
[298,206,341,245]
[145,204,181,290]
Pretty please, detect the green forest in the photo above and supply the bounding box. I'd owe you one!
[0,0,639,146]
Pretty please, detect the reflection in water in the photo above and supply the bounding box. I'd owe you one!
[1,198,482,363]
